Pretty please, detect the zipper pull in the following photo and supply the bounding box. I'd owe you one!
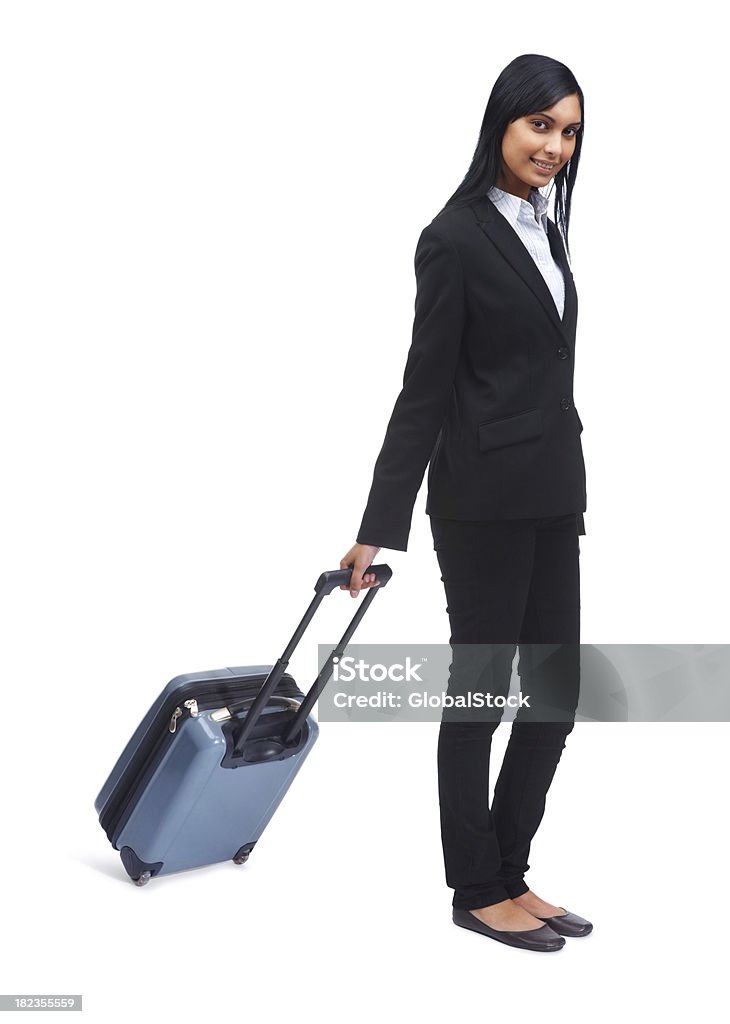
[169,698,200,734]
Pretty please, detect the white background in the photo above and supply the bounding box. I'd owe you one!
[1,1,728,1021]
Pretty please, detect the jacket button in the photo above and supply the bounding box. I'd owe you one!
[560,397,572,410]
[557,346,569,359]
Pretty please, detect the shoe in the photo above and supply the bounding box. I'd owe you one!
[452,908,565,951]
[535,908,593,937]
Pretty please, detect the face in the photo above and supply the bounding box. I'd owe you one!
[496,93,582,200]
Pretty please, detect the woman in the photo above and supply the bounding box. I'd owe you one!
[339,54,592,952]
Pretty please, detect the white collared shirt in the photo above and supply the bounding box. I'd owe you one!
[486,185,565,319]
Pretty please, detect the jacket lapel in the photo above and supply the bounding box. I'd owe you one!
[469,195,577,342]
[546,217,577,338]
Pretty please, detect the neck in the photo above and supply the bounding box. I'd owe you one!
[493,169,534,201]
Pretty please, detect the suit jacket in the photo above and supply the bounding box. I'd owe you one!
[356,194,587,552]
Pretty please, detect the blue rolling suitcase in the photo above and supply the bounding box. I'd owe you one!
[94,564,393,885]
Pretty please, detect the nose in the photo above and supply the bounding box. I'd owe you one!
[542,129,564,161]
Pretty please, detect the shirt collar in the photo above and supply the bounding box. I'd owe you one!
[487,185,550,229]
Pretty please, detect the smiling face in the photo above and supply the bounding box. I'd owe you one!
[496,93,583,200]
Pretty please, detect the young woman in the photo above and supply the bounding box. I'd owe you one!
[339,53,592,952]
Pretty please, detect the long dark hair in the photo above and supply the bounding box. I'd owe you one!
[441,53,585,259]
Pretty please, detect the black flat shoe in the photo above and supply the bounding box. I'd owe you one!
[535,908,593,937]
[452,908,565,951]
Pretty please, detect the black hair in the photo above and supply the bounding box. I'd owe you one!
[441,53,585,259]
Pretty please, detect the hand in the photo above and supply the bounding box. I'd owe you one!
[339,543,382,598]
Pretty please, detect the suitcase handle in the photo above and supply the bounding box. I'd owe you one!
[231,564,393,758]
[314,566,390,596]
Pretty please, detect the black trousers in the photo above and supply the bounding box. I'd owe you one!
[430,513,581,912]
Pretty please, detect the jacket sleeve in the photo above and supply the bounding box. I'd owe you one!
[356,224,466,551]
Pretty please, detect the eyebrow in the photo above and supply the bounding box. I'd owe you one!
[532,111,583,128]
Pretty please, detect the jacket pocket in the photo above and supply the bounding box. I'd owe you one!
[478,408,543,452]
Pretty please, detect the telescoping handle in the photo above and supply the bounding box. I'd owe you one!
[231,564,393,757]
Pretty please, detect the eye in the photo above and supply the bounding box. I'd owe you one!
[530,120,579,138]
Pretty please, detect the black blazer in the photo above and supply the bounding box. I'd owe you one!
[356,193,587,552]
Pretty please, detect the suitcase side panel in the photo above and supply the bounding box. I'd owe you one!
[115,709,319,877]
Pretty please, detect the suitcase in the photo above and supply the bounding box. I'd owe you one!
[94,564,393,885]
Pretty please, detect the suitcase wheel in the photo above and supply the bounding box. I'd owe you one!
[233,841,256,865]
[120,847,163,886]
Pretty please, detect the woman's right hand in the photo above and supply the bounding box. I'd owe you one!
[339,543,382,598]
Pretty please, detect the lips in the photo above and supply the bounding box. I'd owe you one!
[530,157,556,170]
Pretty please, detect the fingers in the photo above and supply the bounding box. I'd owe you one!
[351,564,382,597]
[339,550,380,597]
[348,560,365,597]
[348,571,379,598]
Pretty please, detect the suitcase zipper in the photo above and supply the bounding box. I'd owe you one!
[168,695,303,732]
[169,698,199,733]
[209,694,302,723]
